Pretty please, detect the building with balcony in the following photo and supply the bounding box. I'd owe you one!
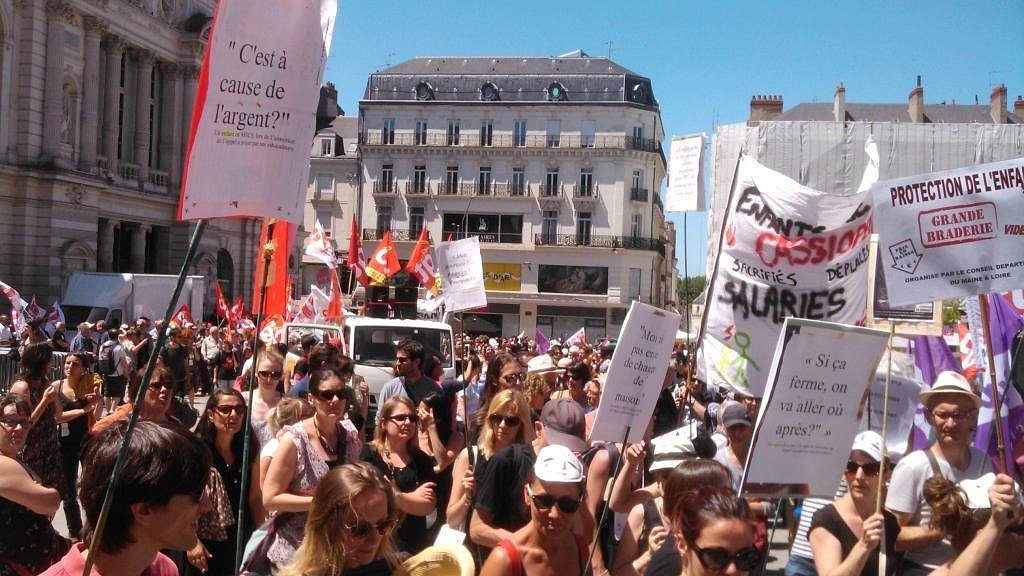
[0,0,260,317]
[357,53,672,338]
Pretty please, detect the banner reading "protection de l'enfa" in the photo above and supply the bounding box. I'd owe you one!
[702,145,877,397]
[870,157,1024,307]
[178,0,337,224]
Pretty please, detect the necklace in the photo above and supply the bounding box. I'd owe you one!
[313,418,337,458]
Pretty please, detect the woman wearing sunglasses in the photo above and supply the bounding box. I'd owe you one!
[360,396,438,556]
[263,368,360,570]
[670,485,761,576]
[473,353,524,435]
[808,431,901,576]
[480,444,589,576]
[187,389,264,575]
[250,352,284,446]
[447,389,534,531]
[0,393,69,576]
[278,464,401,576]
[90,365,179,434]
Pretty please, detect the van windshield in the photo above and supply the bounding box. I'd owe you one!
[62,306,109,327]
[351,326,453,368]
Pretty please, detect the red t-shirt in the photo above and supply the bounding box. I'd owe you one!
[37,542,178,576]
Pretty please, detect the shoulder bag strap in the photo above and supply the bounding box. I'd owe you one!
[498,539,522,576]
[923,448,944,479]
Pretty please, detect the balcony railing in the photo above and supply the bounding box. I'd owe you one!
[541,184,562,197]
[630,187,649,202]
[533,233,666,253]
[362,228,414,242]
[442,231,523,244]
[573,184,599,199]
[119,162,139,181]
[404,181,432,195]
[360,130,662,153]
[149,170,168,188]
[372,181,397,195]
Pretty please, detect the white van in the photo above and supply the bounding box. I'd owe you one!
[283,317,454,419]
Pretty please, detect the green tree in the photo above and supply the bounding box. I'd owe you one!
[942,298,963,325]
[676,275,707,308]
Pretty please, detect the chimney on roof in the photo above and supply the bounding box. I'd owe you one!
[748,94,783,125]
[833,82,846,122]
[908,76,924,123]
[990,84,1007,124]
[1014,95,1024,117]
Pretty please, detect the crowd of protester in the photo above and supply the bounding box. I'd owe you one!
[2,313,1024,576]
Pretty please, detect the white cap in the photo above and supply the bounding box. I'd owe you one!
[850,430,884,462]
[534,444,585,483]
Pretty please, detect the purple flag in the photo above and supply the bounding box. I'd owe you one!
[911,335,961,450]
[973,293,1024,476]
[535,327,550,355]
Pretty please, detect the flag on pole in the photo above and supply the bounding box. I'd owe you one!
[253,219,295,318]
[0,279,27,334]
[366,230,400,286]
[259,314,286,344]
[214,282,231,323]
[347,216,369,287]
[290,293,317,323]
[567,327,586,347]
[170,304,196,328]
[972,293,1024,475]
[305,219,338,269]
[23,298,44,322]
[406,227,441,294]
[43,300,65,334]
[326,269,343,322]
[536,328,551,355]
[228,297,246,329]
[309,285,331,322]
[957,323,980,380]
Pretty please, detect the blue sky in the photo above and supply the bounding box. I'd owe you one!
[323,0,1024,279]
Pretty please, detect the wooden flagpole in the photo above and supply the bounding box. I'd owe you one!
[979,293,1009,474]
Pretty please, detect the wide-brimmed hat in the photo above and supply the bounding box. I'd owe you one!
[919,371,982,408]
[528,354,564,376]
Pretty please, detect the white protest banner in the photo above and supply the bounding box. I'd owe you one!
[702,146,876,397]
[859,372,921,456]
[435,236,487,313]
[589,302,680,444]
[665,133,706,212]
[870,157,1024,307]
[178,0,337,224]
[741,318,888,498]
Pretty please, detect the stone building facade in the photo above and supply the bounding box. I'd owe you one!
[0,0,260,317]
[356,54,675,338]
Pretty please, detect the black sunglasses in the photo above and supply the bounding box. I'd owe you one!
[528,486,582,513]
[846,460,882,476]
[258,370,283,378]
[345,518,396,538]
[691,542,762,571]
[214,405,246,416]
[389,413,419,424]
[488,414,522,428]
[312,389,347,402]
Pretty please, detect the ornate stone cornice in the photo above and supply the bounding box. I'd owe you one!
[182,63,201,80]
[102,34,124,52]
[132,48,156,66]
[82,15,107,36]
[158,61,180,75]
[46,0,74,23]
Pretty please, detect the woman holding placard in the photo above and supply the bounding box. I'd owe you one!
[808,431,902,576]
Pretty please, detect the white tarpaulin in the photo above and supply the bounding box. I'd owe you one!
[701,148,875,396]
[178,0,337,224]
[870,157,1024,306]
[665,133,706,212]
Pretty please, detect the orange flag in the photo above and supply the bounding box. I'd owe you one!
[253,219,294,318]
[406,227,441,294]
[326,269,344,322]
[365,230,400,286]
[347,216,369,287]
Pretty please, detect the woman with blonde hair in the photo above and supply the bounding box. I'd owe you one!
[447,389,534,530]
[278,463,403,576]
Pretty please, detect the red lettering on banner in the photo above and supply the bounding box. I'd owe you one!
[754,219,872,267]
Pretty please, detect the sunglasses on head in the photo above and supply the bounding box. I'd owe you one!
[345,518,396,538]
[845,460,882,476]
[214,405,246,416]
[527,485,582,513]
[389,413,419,424]
[488,414,522,428]
[691,542,762,571]
[258,370,283,378]
[312,388,346,402]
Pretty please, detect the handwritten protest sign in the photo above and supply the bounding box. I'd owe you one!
[870,157,1024,307]
[741,318,888,498]
[179,0,336,223]
[665,133,706,212]
[859,372,921,456]
[589,302,680,444]
[434,237,487,312]
[701,146,876,397]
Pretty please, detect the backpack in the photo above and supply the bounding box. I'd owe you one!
[97,340,118,375]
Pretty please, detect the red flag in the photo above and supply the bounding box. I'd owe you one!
[253,219,294,318]
[347,216,369,287]
[327,270,344,322]
[259,314,285,344]
[229,297,246,328]
[365,230,400,286]
[406,227,440,294]
[214,282,230,322]
[171,304,195,328]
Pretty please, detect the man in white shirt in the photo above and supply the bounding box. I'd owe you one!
[0,314,12,346]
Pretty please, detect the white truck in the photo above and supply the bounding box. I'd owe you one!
[62,272,206,328]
